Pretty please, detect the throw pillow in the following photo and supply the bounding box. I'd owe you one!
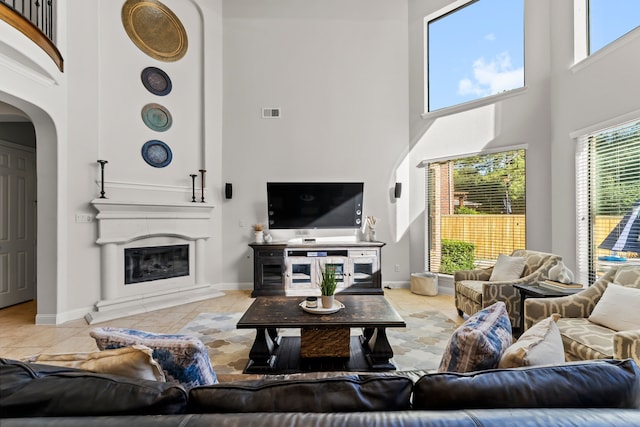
[489,254,527,281]
[498,314,564,368]
[22,345,166,382]
[613,267,640,287]
[438,301,512,373]
[588,283,640,331]
[90,327,217,389]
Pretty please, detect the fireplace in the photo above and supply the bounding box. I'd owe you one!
[125,244,189,284]
[87,199,222,324]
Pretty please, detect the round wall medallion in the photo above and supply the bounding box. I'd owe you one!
[141,103,172,132]
[122,0,188,62]
[141,67,172,96]
[141,140,173,168]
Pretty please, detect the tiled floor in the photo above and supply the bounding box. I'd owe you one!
[0,288,461,360]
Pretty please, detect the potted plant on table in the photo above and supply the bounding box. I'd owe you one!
[319,265,338,309]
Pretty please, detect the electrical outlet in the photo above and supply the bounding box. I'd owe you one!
[394,264,400,272]
[75,213,93,223]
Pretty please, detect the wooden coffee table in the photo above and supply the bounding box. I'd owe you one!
[236,295,406,374]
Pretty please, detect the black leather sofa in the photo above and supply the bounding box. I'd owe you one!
[2,357,640,426]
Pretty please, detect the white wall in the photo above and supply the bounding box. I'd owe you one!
[549,1,640,275]
[3,0,639,322]
[407,0,553,273]
[221,0,411,286]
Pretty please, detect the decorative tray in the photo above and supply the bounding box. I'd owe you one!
[299,300,344,315]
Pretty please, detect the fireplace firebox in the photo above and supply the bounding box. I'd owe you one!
[125,245,189,284]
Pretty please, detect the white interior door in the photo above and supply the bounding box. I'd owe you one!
[0,141,36,308]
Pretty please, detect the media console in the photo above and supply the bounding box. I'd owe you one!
[249,241,385,297]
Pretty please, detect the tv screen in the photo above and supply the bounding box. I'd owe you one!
[267,182,364,229]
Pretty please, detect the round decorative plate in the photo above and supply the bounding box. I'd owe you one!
[122,0,188,62]
[141,103,172,132]
[141,140,172,168]
[299,300,344,315]
[141,67,172,96]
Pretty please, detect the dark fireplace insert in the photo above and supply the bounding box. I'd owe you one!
[125,244,189,284]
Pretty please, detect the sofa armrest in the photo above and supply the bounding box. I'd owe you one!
[523,281,607,330]
[454,267,492,282]
[614,330,640,366]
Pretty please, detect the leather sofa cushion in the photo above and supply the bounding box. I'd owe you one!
[414,359,640,410]
[189,374,413,412]
[0,358,188,418]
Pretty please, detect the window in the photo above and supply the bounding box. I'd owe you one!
[588,0,640,55]
[576,120,640,285]
[425,0,524,112]
[426,149,526,274]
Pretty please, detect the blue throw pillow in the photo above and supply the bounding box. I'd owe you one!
[438,301,512,373]
[90,327,217,389]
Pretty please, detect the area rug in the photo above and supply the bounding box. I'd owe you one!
[178,310,458,375]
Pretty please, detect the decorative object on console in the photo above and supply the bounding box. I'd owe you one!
[141,103,173,132]
[141,140,172,168]
[121,0,188,62]
[199,169,206,202]
[253,223,264,243]
[141,66,172,96]
[438,301,512,373]
[319,264,338,309]
[90,327,217,390]
[96,160,108,198]
[365,216,377,242]
[190,174,197,202]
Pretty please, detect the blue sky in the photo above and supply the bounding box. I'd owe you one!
[427,0,640,112]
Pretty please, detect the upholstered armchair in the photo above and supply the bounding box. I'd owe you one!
[454,249,562,329]
[524,265,640,365]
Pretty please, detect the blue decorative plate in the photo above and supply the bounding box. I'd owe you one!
[141,67,172,96]
[141,103,172,132]
[141,140,172,168]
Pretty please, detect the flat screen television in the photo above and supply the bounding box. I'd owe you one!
[267,182,364,229]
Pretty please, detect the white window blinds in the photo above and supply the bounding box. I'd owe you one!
[576,119,640,285]
[426,149,526,273]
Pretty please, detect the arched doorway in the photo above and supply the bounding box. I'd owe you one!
[0,92,59,323]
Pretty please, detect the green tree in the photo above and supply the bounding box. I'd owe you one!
[453,150,526,214]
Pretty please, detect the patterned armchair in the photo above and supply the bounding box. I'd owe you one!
[454,249,562,329]
[524,266,640,365]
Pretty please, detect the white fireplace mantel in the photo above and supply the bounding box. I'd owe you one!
[85,199,222,324]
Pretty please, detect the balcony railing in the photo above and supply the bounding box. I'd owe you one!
[0,0,63,71]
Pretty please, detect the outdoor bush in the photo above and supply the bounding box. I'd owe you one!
[440,240,475,274]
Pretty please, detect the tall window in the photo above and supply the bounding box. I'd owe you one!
[588,0,640,55]
[426,149,526,274]
[576,120,640,285]
[425,0,524,112]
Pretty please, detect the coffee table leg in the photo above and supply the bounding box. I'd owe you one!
[245,327,279,372]
[360,327,396,370]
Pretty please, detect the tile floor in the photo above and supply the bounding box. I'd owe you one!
[0,288,461,361]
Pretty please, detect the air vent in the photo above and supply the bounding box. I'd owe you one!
[262,108,281,119]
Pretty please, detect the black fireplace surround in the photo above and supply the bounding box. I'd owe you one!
[124,245,189,284]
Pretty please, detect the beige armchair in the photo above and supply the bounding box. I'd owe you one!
[524,265,640,365]
[454,249,562,329]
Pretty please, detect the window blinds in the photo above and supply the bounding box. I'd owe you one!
[426,149,526,273]
[576,119,640,285]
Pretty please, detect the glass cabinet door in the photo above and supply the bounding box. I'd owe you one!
[286,258,313,290]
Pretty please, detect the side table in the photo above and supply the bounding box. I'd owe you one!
[513,283,582,336]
